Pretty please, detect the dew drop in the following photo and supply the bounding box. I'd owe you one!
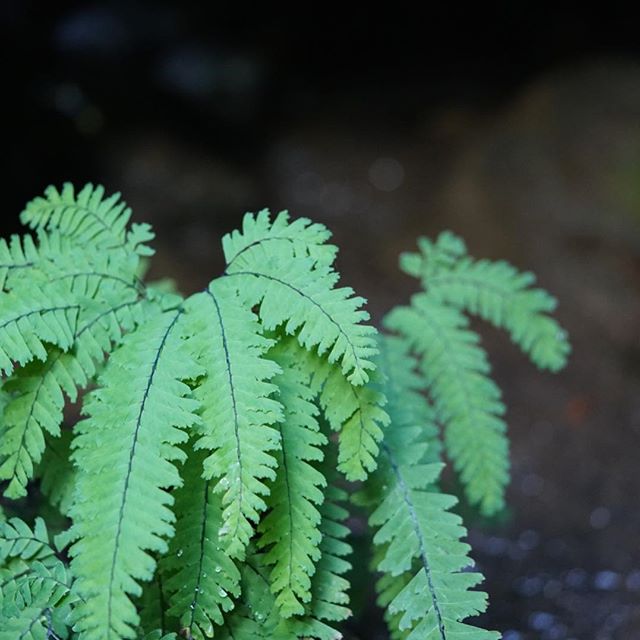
[215,566,222,573]
[177,549,183,557]
[218,587,227,597]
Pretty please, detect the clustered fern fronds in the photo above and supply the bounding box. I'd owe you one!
[0,184,569,640]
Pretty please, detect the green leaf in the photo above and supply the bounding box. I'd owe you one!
[257,342,327,617]
[385,296,508,515]
[183,281,282,559]
[223,240,377,386]
[223,209,336,268]
[160,447,240,640]
[69,311,201,640]
[368,336,499,639]
[402,231,570,371]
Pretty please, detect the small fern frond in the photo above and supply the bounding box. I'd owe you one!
[0,283,79,376]
[0,291,146,499]
[401,231,570,371]
[385,295,509,515]
[20,183,152,255]
[367,373,498,640]
[223,209,336,268]
[256,342,327,618]
[223,240,377,386]
[69,311,202,640]
[160,447,240,640]
[183,281,282,560]
[0,517,58,565]
[302,483,352,627]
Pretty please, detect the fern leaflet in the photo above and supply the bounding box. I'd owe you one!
[401,231,570,371]
[256,341,327,617]
[69,311,201,640]
[385,295,509,515]
[368,337,499,639]
[183,281,282,559]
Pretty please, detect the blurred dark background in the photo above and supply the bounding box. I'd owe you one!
[3,2,640,638]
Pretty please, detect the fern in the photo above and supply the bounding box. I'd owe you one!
[183,281,282,560]
[0,183,569,640]
[256,340,328,617]
[68,311,202,639]
[365,336,498,639]
[159,447,240,639]
[0,517,77,640]
[385,296,509,515]
[401,231,570,371]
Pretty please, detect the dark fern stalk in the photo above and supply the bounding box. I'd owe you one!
[0,184,569,640]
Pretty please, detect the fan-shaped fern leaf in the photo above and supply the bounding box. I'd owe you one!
[0,283,79,376]
[401,231,570,371]
[223,209,336,268]
[223,240,377,386]
[256,342,327,617]
[385,295,508,515]
[20,183,147,254]
[69,310,201,640]
[160,447,240,640]
[183,281,282,560]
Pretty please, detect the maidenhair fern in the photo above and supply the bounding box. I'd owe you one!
[0,183,569,639]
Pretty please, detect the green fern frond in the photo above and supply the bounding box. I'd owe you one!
[256,342,327,617]
[401,231,570,371]
[69,311,202,640]
[367,369,498,639]
[183,281,282,559]
[160,447,240,640]
[223,240,377,386]
[0,517,58,565]
[223,209,337,268]
[0,290,146,499]
[385,295,509,515]
[302,483,352,627]
[20,183,152,255]
[0,234,39,291]
[0,283,79,376]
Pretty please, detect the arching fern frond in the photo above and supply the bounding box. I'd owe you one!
[20,183,153,256]
[401,231,570,371]
[367,340,499,639]
[223,209,336,269]
[183,281,282,560]
[0,289,146,499]
[256,342,327,618]
[0,282,79,376]
[69,310,202,640]
[159,446,240,640]
[223,241,377,386]
[385,295,509,515]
